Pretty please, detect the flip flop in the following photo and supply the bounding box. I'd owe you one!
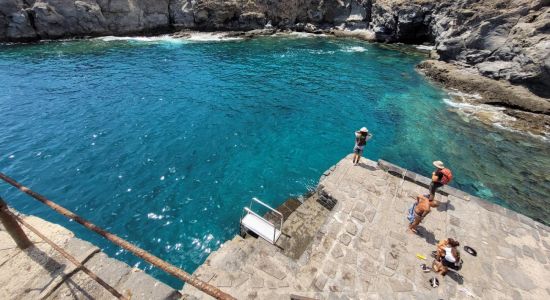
[429,277,439,288]
[464,246,477,256]
[420,264,431,272]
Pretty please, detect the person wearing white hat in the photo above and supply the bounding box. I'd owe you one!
[429,160,453,201]
[352,127,372,165]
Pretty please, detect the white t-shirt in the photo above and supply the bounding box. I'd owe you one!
[444,247,456,263]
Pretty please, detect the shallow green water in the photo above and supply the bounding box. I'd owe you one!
[0,35,548,288]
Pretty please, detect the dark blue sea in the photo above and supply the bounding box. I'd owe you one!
[1,34,549,288]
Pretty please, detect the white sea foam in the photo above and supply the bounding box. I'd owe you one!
[442,98,505,113]
[341,46,367,53]
[307,49,335,55]
[98,35,183,43]
[443,97,549,142]
[415,45,434,51]
[448,90,483,101]
[278,31,327,38]
[184,32,243,42]
[97,33,242,43]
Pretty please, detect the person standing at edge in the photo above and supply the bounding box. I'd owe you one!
[352,127,372,165]
[429,160,453,202]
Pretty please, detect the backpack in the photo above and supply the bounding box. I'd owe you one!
[440,168,453,185]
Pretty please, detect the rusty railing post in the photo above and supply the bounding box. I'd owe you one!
[0,196,32,249]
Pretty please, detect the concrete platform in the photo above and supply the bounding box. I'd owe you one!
[0,215,181,300]
[182,155,550,299]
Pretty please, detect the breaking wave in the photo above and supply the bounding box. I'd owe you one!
[97,32,243,43]
[97,35,184,43]
[443,96,549,142]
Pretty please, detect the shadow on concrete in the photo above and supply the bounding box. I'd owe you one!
[416,226,437,245]
[446,270,464,285]
[358,162,378,171]
[61,277,96,299]
[22,245,68,295]
[436,200,455,212]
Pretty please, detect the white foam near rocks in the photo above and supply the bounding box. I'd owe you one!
[184,32,243,42]
[280,31,326,38]
[97,35,183,43]
[341,46,367,53]
[415,45,434,51]
[443,97,549,142]
[448,90,483,101]
[97,33,242,43]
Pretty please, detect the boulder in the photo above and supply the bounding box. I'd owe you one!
[6,10,37,40]
[0,0,37,41]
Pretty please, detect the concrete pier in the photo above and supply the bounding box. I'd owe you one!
[0,215,180,299]
[182,155,550,299]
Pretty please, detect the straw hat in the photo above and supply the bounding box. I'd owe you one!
[360,127,368,133]
[433,160,445,169]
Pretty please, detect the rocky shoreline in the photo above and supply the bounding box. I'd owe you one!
[418,60,550,138]
[2,0,548,136]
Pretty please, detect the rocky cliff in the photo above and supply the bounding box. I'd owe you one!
[1,0,549,99]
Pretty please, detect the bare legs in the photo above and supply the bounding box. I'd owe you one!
[352,150,362,165]
[408,216,421,234]
[432,260,448,276]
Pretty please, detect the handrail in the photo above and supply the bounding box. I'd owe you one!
[252,197,283,218]
[244,207,280,243]
[0,172,236,300]
[249,197,283,243]
[9,210,127,299]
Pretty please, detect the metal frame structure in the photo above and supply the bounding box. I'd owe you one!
[240,197,283,244]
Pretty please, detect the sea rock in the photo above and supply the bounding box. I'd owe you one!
[0,0,548,104]
[170,0,196,29]
[432,0,550,97]
[0,0,35,40]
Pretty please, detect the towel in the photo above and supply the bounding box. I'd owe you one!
[408,202,417,224]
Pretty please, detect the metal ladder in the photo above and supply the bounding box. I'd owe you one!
[239,197,283,244]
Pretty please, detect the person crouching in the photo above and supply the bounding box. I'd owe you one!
[407,194,435,234]
[433,238,462,276]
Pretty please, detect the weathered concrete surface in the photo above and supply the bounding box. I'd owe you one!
[0,215,180,300]
[182,155,550,299]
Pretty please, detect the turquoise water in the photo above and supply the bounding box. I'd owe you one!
[1,35,549,288]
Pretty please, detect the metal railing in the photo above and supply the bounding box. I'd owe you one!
[240,197,283,243]
[0,172,235,300]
